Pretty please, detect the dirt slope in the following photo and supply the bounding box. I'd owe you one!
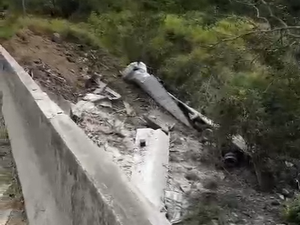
[3,29,286,225]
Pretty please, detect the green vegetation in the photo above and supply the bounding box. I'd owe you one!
[284,196,300,224]
[182,204,224,225]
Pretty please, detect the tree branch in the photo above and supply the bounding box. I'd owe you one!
[223,0,300,45]
[211,26,300,46]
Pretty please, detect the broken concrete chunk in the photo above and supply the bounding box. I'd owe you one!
[71,100,97,121]
[131,128,170,210]
[143,115,169,134]
[164,190,184,224]
[97,81,121,100]
[93,80,107,94]
[98,100,112,108]
[123,101,136,116]
[83,93,107,102]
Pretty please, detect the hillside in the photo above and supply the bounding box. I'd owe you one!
[2,0,300,224]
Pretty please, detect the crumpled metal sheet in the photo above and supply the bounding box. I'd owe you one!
[122,62,191,127]
[164,190,184,224]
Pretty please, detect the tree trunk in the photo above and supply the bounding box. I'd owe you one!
[253,155,275,192]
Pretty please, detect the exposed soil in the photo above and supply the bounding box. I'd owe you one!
[2,29,288,225]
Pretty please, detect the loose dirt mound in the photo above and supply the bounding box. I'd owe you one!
[3,29,285,225]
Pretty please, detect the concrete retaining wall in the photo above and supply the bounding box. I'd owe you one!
[0,45,170,225]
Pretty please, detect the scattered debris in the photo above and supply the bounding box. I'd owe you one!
[85,73,102,89]
[93,81,107,94]
[98,81,121,100]
[8,31,285,224]
[71,100,97,121]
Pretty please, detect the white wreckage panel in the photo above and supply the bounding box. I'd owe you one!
[131,128,170,210]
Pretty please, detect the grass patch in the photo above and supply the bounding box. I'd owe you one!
[283,196,300,224]
[0,16,24,40]
[180,204,225,225]
[23,17,102,47]
[0,15,102,48]
[0,128,8,140]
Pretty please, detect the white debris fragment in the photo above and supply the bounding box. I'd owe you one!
[98,99,113,108]
[97,81,121,100]
[131,128,170,210]
[164,190,184,224]
[123,101,136,116]
[71,100,97,118]
[121,61,148,79]
[83,93,107,102]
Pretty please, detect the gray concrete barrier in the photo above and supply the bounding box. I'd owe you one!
[0,45,170,225]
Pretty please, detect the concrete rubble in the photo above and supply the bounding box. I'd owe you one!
[70,76,193,223]
[69,63,250,224]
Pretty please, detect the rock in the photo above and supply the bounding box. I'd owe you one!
[185,170,199,181]
[51,33,61,43]
[180,184,191,193]
[98,81,121,100]
[202,178,219,190]
[67,56,75,63]
[211,220,219,225]
[202,128,214,140]
[281,188,293,198]
[169,154,181,162]
[285,161,294,168]
[271,200,280,206]
[231,212,238,218]
[123,101,136,116]
[278,194,285,200]
[143,115,169,134]
[83,93,107,102]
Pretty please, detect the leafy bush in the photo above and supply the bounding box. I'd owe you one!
[284,196,300,224]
